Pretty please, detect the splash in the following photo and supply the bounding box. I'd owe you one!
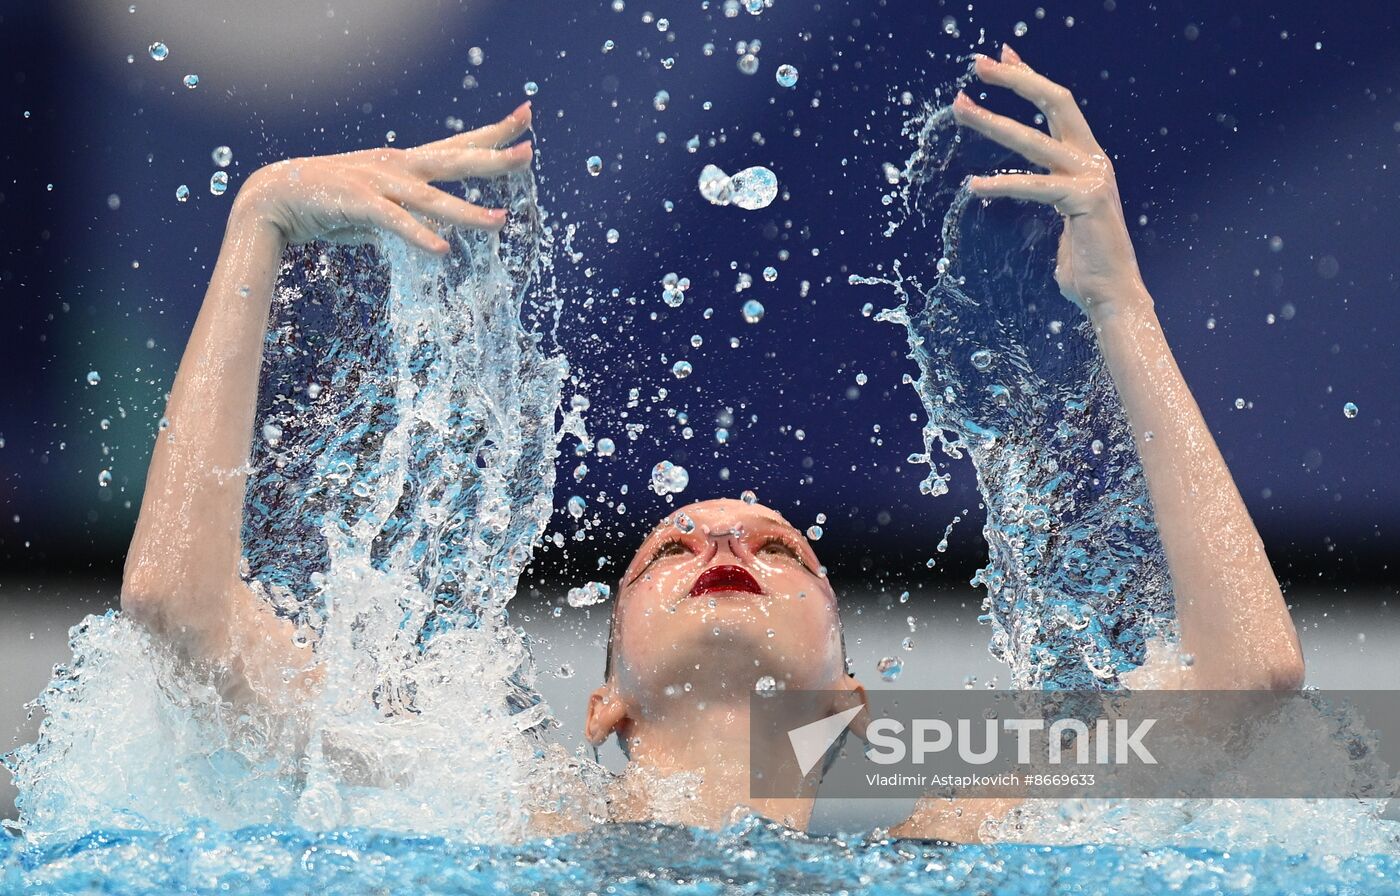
[859,87,1397,852]
[856,96,1173,690]
[6,168,605,843]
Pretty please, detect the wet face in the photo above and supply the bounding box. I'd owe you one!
[606,499,847,705]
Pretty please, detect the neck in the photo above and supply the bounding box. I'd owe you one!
[611,694,817,830]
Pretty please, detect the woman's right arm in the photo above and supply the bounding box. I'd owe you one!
[120,103,534,707]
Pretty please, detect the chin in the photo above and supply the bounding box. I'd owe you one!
[622,617,841,699]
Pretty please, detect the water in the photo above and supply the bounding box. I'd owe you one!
[3,816,1398,895]
[3,73,1397,896]
[5,166,602,848]
[854,97,1173,691]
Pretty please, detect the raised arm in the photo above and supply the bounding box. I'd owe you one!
[120,104,535,707]
[952,46,1303,691]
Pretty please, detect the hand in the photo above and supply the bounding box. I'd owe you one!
[952,46,1149,320]
[233,102,535,255]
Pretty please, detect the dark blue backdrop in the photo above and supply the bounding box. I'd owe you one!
[2,0,1397,591]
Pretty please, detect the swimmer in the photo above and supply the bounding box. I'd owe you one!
[119,46,1304,841]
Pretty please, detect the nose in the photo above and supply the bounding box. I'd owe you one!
[700,525,756,565]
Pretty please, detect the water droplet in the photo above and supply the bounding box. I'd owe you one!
[728,166,778,210]
[182,73,199,89]
[671,360,693,379]
[690,334,703,348]
[605,228,619,244]
[1014,20,1029,36]
[1268,235,1284,252]
[774,64,800,90]
[211,146,232,167]
[762,266,777,282]
[740,489,758,505]
[586,155,603,176]
[653,89,670,111]
[209,171,228,196]
[673,511,696,533]
[754,674,777,694]
[106,194,121,210]
[524,81,539,96]
[901,636,914,651]
[86,370,101,386]
[148,41,168,61]
[741,299,765,324]
[876,656,902,682]
[175,184,189,202]
[699,164,732,205]
[567,495,587,518]
[98,470,112,487]
[567,581,612,608]
[596,437,616,457]
[737,53,759,75]
[806,525,823,541]
[855,373,868,386]
[715,428,729,444]
[970,349,994,371]
[650,460,690,496]
[1343,401,1359,419]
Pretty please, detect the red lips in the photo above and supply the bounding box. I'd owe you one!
[689,564,763,597]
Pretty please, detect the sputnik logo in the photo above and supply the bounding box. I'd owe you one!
[787,705,863,776]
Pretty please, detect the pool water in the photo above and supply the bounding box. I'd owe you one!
[3,81,1398,896]
[4,817,1399,895]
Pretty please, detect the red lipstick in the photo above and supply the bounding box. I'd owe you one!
[689,564,763,597]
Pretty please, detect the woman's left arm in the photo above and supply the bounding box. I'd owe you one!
[953,45,1304,691]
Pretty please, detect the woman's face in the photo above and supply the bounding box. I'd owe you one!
[607,498,847,705]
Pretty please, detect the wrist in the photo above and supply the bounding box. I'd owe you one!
[227,166,292,248]
[1084,279,1155,328]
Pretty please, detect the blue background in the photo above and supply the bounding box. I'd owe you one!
[1,0,1397,594]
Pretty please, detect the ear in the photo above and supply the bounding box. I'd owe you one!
[836,674,872,740]
[585,683,631,746]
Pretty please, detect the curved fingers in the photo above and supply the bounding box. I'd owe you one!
[376,173,507,231]
[973,48,1099,150]
[404,140,533,182]
[968,173,1077,208]
[360,196,451,254]
[952,92,1081,172]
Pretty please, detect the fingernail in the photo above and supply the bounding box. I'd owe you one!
[489,208,508,218]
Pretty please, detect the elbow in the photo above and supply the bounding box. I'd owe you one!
[1265,651,1305,691]
[119,571,169,630]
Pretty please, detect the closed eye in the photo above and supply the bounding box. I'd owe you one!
[649,539,689,563]
[758,538,809,568]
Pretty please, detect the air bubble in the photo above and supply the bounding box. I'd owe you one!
[775,64,799,88]
[148,42,168,61]
[586,155,603,176]
[209,171,228,196]
[876,656,903,682]
[211,146,232,167]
